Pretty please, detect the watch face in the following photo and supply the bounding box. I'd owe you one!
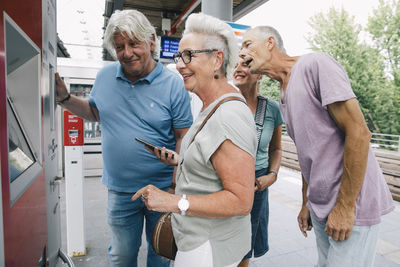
[178,198,189,211]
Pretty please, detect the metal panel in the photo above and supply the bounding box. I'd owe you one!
[1,4,48,265]
[5,15,42,166]
[0,163,4,267]
[42,0,61,261]
[5,14,43,205]
[233,0,270,20]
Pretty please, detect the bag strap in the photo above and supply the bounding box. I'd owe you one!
[189,96,245,145]
[255,95,268,149]
[177,96,246,183]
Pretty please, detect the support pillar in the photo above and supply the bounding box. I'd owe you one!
[202,0,233,21]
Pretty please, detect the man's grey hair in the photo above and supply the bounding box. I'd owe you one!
[253,26,286,54]
[103,9,160,60]
[183,13,238,79]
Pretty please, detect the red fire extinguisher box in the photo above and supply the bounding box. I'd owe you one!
[63,110,84,146]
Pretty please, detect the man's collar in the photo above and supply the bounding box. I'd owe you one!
[140,60,162,83]
[116,60,162,84]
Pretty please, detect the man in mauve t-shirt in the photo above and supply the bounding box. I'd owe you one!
[239,26,394,267]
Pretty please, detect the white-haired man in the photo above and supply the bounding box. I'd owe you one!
[239,26,394,267]
[56,9,192,267]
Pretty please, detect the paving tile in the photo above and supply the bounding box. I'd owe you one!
[377,238,400,255]
[270,237,307,254]
[379,210,400,233]
[267,251,315,267]
[300,246,318,265]
[60,168,400,267]
[374,253,400,267]
[250,255,275,267]
[385,250,400,265]
[379,228,400,249]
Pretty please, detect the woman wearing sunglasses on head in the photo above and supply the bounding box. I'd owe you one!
[132,13,258,267]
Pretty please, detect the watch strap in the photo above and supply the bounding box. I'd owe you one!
[269,171,277,177]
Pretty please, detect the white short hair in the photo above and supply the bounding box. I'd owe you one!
[103,9,160,60]
[183,13,238,79]
[253,26,286,54]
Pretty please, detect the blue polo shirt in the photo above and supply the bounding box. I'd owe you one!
[89,61,193,192]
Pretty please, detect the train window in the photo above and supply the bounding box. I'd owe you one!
[5,14,42,204]
[70,83,102,139]
[70,83,92,98]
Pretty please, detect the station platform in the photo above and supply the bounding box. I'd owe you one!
[60,167,400,267]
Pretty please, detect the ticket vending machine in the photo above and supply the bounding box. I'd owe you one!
[63,111,86,257]
[0,0,72,266]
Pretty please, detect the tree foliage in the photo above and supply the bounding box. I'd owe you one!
[259,76,280,101]
[367,0,400,135]
[367,0,400,86]
[306,6,399,135]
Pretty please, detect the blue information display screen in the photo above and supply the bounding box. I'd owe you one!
[160,36,180,59]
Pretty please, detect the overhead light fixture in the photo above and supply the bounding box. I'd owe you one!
[162,18,171,32]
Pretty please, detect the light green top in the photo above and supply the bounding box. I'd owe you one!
[255,99,284,170]
[172,93,257,267]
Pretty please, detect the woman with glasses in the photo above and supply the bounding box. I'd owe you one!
[233,60,283,267]
[132,13,258,267]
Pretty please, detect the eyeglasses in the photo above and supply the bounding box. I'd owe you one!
[173,49,218,64]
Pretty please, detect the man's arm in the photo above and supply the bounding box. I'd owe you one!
[298,174,312,237]
[55,73,100,122]
[326,98,371,241]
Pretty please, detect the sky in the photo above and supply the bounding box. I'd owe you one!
[237,0,381,56]
[56,0,382,60]
[57,0,105,60]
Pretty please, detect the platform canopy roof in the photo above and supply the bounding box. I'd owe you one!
[102,0,269,60]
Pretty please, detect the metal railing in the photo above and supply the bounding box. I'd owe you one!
[282,125,400,153]
[371,133,400,152]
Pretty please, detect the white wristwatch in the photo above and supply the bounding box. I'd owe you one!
[178,194,190,216]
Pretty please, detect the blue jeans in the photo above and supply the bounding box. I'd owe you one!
[310,212,379,267]
[107,188,170,267]
[243,168,269,259]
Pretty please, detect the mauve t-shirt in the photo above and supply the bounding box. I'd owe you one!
[280,53,394,225]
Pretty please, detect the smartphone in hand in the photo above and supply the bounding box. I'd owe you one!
[135,137,174,159]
